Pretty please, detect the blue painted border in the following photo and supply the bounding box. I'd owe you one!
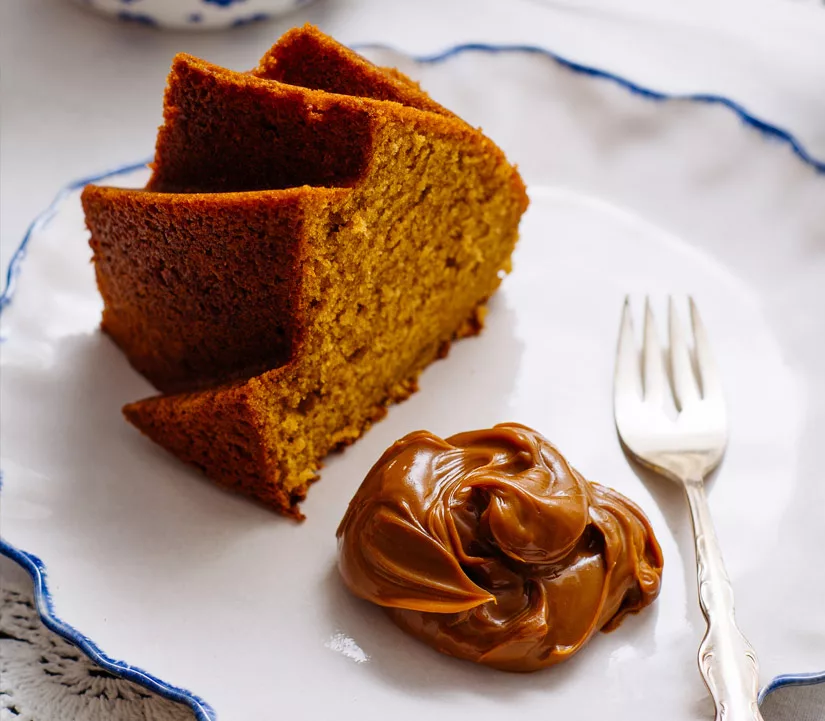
[0,537,216,720]
[355,42,825,174]
[0,158,216,719]
[1,42,824,719]
[0,159,152,313]
[760,670,825,705]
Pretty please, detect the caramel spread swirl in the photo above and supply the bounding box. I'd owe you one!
[336,423,663,672]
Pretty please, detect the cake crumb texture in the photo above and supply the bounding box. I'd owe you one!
[83,26,529,517]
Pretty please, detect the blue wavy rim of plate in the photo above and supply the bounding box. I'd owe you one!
[1,42,824,721]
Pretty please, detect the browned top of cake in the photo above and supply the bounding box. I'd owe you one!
[253,24,453,117]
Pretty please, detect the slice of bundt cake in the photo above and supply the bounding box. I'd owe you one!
[82,28,528,517]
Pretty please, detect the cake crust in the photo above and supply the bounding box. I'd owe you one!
[83,27,528,517]
[253,24,454,117]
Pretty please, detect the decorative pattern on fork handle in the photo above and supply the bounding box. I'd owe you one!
[686,478,763,721]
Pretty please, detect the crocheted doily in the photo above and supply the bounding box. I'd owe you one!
[0,581,194,721]
[2,574,822,720]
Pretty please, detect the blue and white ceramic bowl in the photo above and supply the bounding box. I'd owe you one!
[73,0,316,30]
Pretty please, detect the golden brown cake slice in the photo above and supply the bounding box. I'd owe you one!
[82,33,528,518]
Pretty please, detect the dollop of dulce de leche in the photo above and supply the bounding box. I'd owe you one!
[336,423,663,672]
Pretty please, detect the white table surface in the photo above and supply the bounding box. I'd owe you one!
[1,0,824,718]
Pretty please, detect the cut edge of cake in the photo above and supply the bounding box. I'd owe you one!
[84,28,528,518]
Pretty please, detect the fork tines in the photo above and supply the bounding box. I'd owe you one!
[615,296,723,410]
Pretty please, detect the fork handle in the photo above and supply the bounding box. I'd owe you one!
[684,479,764,721]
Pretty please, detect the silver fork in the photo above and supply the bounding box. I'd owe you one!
[614,297,763,721]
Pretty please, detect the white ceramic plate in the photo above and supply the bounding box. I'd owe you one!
[2,46,824,721]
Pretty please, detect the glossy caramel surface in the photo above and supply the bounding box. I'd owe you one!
[337,423,663,671]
